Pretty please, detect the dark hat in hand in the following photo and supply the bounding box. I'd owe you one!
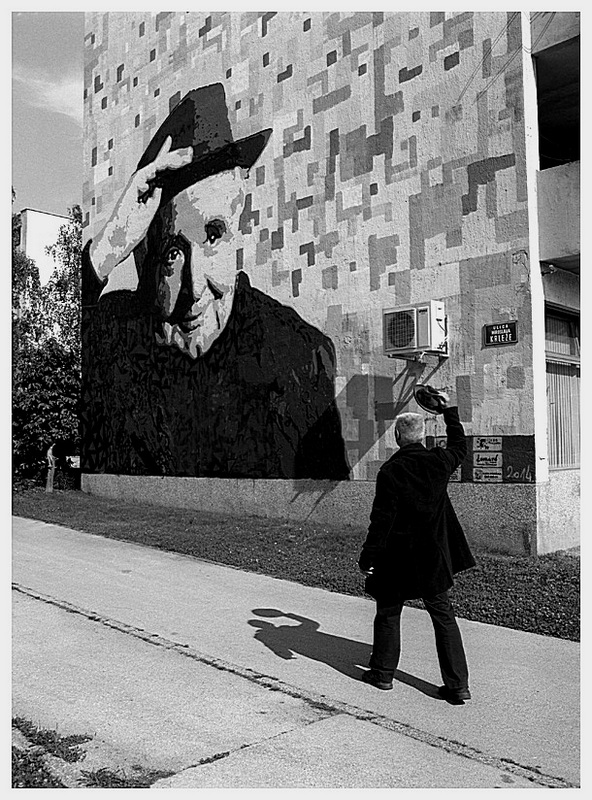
[137,82,272,205]
[414,384,447,415]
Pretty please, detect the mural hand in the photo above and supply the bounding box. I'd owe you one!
[137,134,194,202]
[147,133,194,177]
[89,135,193,281]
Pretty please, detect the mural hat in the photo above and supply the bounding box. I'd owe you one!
[137,82,272,205]
[413,384,448,415]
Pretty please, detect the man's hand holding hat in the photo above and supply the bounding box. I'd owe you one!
[414,385,452,415]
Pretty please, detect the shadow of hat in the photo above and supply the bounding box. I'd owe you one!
[137,82,272,205]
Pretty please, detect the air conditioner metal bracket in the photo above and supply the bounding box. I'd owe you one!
[386,350,449,363]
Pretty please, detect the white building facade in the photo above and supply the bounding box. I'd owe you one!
[16,208,70,285]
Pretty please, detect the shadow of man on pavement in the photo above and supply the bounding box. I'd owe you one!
[248,608,440,698]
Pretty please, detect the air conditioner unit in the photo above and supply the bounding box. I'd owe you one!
[383,301,448,356]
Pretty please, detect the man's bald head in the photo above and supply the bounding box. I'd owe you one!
[395,413,425,446]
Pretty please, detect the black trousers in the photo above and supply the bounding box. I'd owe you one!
[369,591,469,690]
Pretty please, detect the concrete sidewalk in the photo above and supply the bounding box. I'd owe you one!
[12,517,580,788]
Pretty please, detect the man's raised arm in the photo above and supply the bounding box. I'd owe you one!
[438,396,467,473]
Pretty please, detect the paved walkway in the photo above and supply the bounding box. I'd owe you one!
[12,517,580,788]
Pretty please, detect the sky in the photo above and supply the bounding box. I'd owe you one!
[12,11,84,216]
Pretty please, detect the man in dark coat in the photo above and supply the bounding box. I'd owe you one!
[358,394,475,702]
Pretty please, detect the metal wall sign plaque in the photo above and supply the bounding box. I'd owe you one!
[483,321,518,346]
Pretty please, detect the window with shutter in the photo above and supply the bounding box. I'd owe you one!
[545,309,580,468]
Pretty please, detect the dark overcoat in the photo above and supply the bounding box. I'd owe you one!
[359,407,475,603]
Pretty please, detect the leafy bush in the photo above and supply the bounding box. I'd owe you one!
[12,206,81,478]
[12,747,66,789]
[12,340,80,478]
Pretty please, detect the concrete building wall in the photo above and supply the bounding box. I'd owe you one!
[541,267,579,312]
[537,162,580,265]
[84,11,537,475]
[81,12,579,554]
[531,11,580,55]
[81,473,538,556]
[536,470,580,554]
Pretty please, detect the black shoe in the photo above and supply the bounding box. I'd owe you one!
[361,670,393,691]
[438,685,471,704]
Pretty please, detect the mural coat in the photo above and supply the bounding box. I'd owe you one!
[82,11,538,483]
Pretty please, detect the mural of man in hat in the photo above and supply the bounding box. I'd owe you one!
[81,83,350,480]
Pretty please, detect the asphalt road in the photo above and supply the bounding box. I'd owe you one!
[12,517,580,788]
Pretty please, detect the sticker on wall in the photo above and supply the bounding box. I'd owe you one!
[449,466,462,482]
[473,452,503,468]
[427,434,535,483]
[473,468,503,483]
[432,436,462,481]
[473,436,503,451]
[472,435,502,481]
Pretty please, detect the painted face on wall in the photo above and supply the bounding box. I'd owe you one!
[154,168,245,358]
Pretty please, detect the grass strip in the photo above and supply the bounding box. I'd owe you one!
[12,747,67,789]
[12,488,579,642]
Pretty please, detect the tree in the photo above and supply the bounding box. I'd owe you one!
[12,206,44,352]
[12,204,82,481]
[43,204,82,355]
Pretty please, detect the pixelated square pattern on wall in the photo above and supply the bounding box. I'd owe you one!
[83,11,536,481]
